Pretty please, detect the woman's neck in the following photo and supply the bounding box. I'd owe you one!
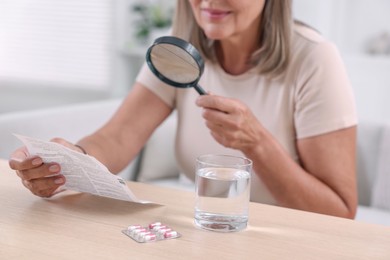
[216,29,261,75]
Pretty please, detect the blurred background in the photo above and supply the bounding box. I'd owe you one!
[0,0,389,121]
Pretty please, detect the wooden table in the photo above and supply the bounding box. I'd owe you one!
[1,159,389,259]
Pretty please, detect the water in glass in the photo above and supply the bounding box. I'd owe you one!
[195,167,250,232]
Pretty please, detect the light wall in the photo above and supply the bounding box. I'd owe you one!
[294,0,390,123]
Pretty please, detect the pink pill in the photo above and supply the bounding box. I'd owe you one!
[157,228,172,235]
[153,225,168,231]
[164,231,178,238]
[143,233,157,242]
[136,231,150,240]
[130,227,147,236]
[148,222,162,229]
[127,225,142,231]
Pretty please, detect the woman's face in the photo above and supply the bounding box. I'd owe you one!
[188,0,266,40]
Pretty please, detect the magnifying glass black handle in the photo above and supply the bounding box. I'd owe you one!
[195,84,207,95]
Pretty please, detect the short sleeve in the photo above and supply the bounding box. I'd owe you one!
[136,63,176,108]
[294,41,358,139]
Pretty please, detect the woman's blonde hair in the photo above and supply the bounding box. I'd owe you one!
[172,0,293,77]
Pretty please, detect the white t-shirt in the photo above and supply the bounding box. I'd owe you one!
[136,23,358,204]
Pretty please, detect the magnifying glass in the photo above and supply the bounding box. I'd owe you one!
[146,36,207,95]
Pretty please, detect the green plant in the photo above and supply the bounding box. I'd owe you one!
[132,3,172,41]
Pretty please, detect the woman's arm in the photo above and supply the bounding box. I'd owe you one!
[8,83,172,197]
[77,83,173,173]
[196,94,357,218]
[246,126,357,218]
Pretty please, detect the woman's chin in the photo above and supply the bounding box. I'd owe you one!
[203,31,229,40]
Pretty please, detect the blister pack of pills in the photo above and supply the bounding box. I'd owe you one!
[122,222,181,243]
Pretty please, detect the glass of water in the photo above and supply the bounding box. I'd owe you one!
[194,154,252,232]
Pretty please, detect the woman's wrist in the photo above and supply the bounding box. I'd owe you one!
[75,144,87,155]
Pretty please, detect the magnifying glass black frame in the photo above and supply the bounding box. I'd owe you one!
[146,36,207,95]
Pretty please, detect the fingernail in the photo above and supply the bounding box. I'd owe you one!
[54,178,64,185]
[49,165,60,173]
[32,158,43,166]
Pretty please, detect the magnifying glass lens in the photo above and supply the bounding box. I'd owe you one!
[146,36,207,95]
[150,44,200,83]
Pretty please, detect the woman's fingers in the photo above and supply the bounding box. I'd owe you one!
[15,162,61,181]
[9,147,43,171]
[196,94,233,113]
[51,137,83,153]
[22,175,65,198]
[9,145,65,198]
[9,142,72,198]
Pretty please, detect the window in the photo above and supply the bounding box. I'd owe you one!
[0,0,113,90]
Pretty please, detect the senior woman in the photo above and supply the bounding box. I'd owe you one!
[9,0,357,218]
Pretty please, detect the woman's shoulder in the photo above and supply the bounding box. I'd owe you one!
[292,21,326,44]
[291,21,341,66]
